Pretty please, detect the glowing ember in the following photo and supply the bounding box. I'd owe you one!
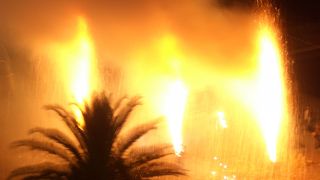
[162,80,188,156]
[255,23,286,162]
[211,155,236,179]
[211,171,217,176]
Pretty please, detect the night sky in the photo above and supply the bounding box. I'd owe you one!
[279,0,320,97]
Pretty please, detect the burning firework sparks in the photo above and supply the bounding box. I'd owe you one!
[70,17,96,126]
[152,34,189,156]
[162,80,188,156]
[71,18,93,105]
[211,155,236,180]
[254,20,286,162]
[48,16,99,126]
[0,0,308,178]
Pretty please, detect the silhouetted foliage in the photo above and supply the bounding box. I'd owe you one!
[8,93,186,180]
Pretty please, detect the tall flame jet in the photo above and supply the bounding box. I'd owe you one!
[163,80,188,156]
[70,17,97,126]
[49,17,98,127]
[158,35,188,156]
[255,22,286,162]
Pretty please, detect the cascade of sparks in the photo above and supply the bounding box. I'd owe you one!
[255,23,285,162]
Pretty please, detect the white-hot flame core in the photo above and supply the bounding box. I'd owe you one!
[163,80,188,156]
[72,25,91,102]
[255,25,285,162]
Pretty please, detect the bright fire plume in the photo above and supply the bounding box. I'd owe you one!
[49,17,98,126]
[163,80,188,156]
[154,35,189,156]
[71,17,96,126]
[255,23,286,162]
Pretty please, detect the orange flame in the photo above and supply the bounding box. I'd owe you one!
[48,16,99,127]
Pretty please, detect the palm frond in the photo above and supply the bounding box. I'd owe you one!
[69,102,85,115]
[126,144,174,167]
[111,95,128,113]
[113,96,141,136]
[7,162,69,180]
[131,161,186,178]
[22,174,64,180]
[11,139,77,167]
[83,94,114,163]
[10,93,187,179]
[29,127,84,164]
[115,120,158,156]
[44,105,87,153]
[83,93,113,128]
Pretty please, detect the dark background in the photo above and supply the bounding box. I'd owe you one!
[280,0,320,97]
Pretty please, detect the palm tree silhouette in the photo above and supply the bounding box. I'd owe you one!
[8,93,186,180]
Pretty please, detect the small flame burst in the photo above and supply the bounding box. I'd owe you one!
[255,22,286,162]
[163,80,188,156]
[217,112,228,129]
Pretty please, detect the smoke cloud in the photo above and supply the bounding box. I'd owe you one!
[0,0,262,178]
